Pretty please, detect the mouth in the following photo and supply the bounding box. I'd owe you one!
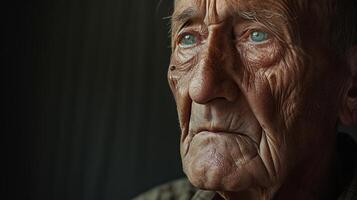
[183,129,260,167]
[196,128,242,135]
[194,128,259,146]
[183,122,262,158]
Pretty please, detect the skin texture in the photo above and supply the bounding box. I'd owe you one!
[168,0,357,199]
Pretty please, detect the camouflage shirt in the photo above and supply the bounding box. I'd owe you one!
[133,133,357,200]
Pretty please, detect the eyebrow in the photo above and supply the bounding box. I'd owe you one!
[171,7,201,35]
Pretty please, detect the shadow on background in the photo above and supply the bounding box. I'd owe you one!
[5,0,356,200]
[6,0,184,200]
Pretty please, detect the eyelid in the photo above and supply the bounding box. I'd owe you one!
[177,20,192,33]
[234,21,269,35]
[175,26,206,49]
[236,27,273,44]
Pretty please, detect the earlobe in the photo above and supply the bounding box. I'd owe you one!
[339,46,357,125]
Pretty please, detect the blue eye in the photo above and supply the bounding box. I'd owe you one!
[250,31,269,43]
[179,33,197,47]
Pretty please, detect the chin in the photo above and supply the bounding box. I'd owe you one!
[181,138,258,191]
[183,154,261,192]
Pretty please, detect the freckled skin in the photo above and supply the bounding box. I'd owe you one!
[168,0,357,199]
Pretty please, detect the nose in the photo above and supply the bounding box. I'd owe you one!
[188,32,239,104]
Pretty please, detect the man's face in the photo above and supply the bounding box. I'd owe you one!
[168,0,346,195]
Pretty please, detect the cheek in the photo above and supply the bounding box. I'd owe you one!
[168,70,191,125]
[168,51,195,98]
[170,45,203,72]
[167,54,197,140]
[234,49,308,149]
[237,42,282,70]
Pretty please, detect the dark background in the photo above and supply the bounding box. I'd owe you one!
[4,0,356,200]
[6,0,183,200]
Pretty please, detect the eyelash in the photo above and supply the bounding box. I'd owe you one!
[176,31,201,48]
[239,27,270,39]
[175,27,272,50]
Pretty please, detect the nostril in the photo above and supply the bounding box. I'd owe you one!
[223,84,239,102]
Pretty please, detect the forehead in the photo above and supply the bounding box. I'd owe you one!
[172,0,300,34]
[171,0,307,44]
[173,0,292,20]
[174,0,288,10]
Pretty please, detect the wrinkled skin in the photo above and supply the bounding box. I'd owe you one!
[168,0,357,199]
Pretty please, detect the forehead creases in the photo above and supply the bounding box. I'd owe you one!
[172,0,292,42]
[174,0,231,26]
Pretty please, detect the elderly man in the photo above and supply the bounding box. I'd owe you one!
[135,0,357,199]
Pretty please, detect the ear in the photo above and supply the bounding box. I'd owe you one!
[339,46,357,125]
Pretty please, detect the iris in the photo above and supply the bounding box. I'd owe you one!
[250,31,268,43]
[179,34,197,47]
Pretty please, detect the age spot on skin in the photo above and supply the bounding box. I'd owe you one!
[170,65,177,71]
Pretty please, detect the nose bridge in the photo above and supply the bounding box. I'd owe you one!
[188,28,237,104]
[205,28,227,69]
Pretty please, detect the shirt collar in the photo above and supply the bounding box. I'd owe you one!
[191,189,217,200]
